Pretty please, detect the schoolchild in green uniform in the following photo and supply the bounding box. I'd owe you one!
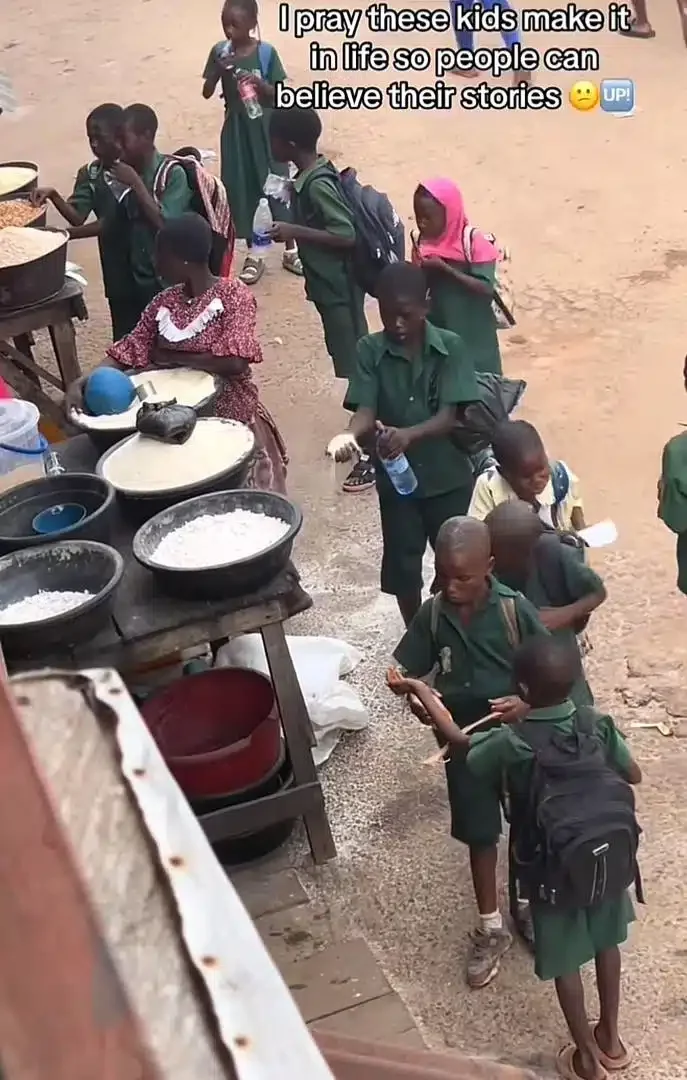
[658,355,687,593]
[389,637,639,1080]
[328,264,481,624]
[412,178,501,375]
[389,516,548,987]
[114,103,193,316]
[202,0,300,285]
[486,501,605,707]
[268,107,369,389]
[32,104,138,341]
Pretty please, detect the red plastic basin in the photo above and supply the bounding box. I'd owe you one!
[141,667,281,799]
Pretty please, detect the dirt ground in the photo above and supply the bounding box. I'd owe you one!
[4,0,687,1074]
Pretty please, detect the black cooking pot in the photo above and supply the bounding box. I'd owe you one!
[0,227,68,311]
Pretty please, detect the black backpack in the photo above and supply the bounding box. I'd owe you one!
[301,162,405,296]
[510,709,642,910]
[534,531,590,633]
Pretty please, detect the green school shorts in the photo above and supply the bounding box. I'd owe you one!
[379,486,473,597]
[315,299,368,380]
[531,891,635,981]
[445,753,503,848]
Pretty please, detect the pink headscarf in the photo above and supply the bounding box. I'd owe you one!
[418,178,498,264]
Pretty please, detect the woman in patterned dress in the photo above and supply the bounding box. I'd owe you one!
[66,212,287,491]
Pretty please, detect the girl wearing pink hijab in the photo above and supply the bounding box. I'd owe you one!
[413,178,501,375]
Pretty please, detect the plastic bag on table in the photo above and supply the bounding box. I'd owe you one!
[136,399,197,444]
[452,372,527,457]
[215,634,369,766]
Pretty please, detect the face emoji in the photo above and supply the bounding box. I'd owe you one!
[569,81,599,111]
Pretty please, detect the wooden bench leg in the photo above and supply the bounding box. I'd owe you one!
[48,321,81,390]
[12,335,41,387]
[260,622,336,864]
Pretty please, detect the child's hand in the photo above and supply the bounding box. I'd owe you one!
[386,667,420,695]
[488,695,529,724]
[376,422,411,457]
[326,432,360,463]
[420,255,447,272]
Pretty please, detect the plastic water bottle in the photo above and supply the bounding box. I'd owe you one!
[238,75,263,119]
[252,197,273,252]
[379,451,418,496]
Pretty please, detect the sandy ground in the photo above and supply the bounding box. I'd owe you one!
[4,0,687,1074]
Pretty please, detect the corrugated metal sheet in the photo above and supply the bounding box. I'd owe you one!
[84,668,335,1080]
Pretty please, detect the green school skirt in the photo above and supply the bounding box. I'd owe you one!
[445,753,503,848]
[532,891,635,981]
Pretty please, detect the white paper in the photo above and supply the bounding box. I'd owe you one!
[578,519,618,549]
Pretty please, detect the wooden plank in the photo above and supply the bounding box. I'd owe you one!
[309,995,420,1045]
[0,280,87,339]
[0,675,164,1079]
[231,868,309,919]
[282,941,391,1024]
[11,675,228,1078]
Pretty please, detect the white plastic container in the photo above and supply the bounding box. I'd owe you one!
[0,400,45,493]
[251,197,273,251]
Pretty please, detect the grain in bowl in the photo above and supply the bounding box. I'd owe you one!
[0,199,44,229]
[0,226,67,270]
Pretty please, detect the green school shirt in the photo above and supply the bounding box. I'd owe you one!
[126,150,193,300]
[424,259,501,375]
[292,155,358,307]
[659,430,687,594]
[344,321,479,499]
[467,699,632,793]
[496,542,603,705]
[393,578,547,727]
[467,700,636,981]
[203,42,288,240]
[68,163,132,301]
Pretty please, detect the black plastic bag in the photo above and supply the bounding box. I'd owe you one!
[136,399,197,444]
[453,373,527,456]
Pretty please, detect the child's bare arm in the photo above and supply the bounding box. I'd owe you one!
[386,669,468,747]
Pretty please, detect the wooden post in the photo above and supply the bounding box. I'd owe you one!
[0,677,163,1080]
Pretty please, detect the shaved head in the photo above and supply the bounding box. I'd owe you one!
[434,516,493,607]
[435,516,491,559]
[514,636,579,707]
[486,501,543,544]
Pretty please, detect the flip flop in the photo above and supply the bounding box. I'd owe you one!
[239,256,265,285]
[590,1025,634,1071]
[618,21,656,36]
[556,1045,607,1080]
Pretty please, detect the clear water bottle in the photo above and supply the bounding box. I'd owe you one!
[238,74,263,119]
[252,197,273,252]
[379,450,418,496]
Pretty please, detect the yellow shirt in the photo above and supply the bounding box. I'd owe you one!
[467,462,583,531]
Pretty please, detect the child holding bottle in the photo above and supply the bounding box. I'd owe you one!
[326,262,479,627]
[202,0,300,284]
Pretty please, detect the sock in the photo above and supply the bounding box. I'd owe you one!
[479,910,503,934]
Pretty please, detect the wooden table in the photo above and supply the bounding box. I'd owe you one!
[0,280,87,428]
[8,435,336,864]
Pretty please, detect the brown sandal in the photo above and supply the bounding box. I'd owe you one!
[590,1026,634,1071]
[556,1045,607,1080]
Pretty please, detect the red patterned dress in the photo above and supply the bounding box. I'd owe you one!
[108,278,287,491]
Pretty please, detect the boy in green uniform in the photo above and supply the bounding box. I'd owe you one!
[268,109,367,377]
[115,103,193,315]
[658,355,687,593]
[328,262,480,625]
[32,103,138,341]
[486,501,605,707]
[389,515,548,987]
[389,636,640,1080]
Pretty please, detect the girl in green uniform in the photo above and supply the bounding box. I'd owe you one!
[202,0,301,285]
[412,178,502,375]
